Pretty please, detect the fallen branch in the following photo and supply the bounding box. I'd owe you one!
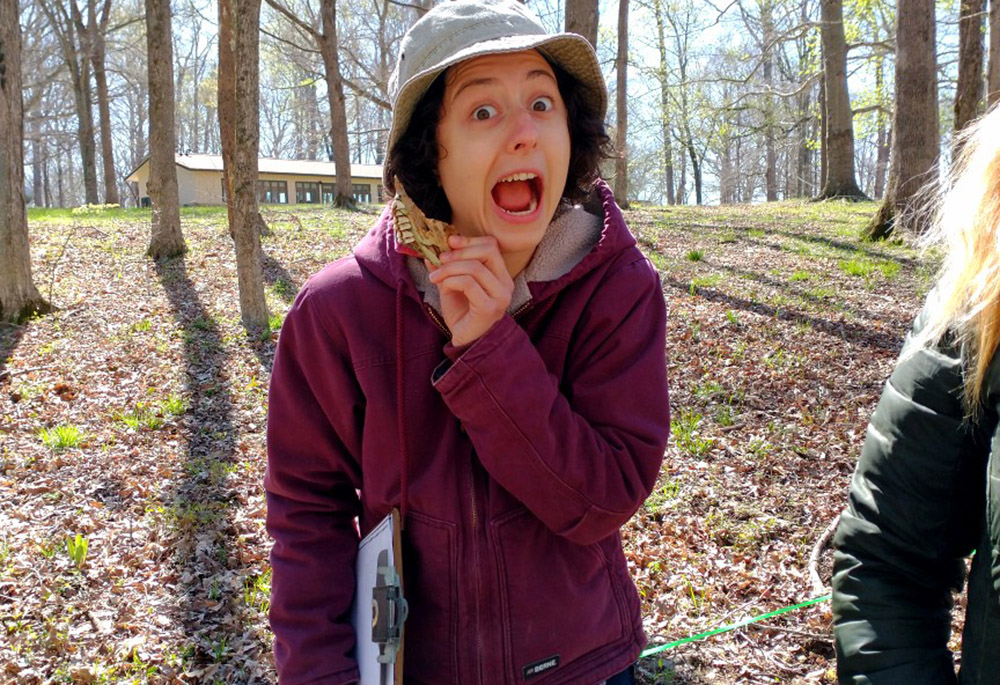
[809,514,841,595]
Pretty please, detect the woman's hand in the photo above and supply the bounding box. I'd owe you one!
[427,235,514,347]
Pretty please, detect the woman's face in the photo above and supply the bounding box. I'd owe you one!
[436,50,571,276]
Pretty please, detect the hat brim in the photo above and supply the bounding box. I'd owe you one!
[386,33,606,166]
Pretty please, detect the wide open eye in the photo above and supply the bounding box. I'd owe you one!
[473,105,498,121]
[531,96,554,112]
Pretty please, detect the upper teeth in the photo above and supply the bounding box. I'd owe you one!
[498,172,537,183]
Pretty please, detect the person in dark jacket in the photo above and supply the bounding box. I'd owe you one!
[832,103,1000,684]
[264,1,671,683]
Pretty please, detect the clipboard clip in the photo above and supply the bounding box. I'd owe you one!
[372,549,408,664]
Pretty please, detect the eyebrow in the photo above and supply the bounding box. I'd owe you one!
[449,68,558,104]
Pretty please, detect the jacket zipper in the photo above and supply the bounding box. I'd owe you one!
[469,452,486,685]
[424,304,451,338]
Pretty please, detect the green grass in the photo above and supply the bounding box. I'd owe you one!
[686,249,704,262]
[789,270,811,282]
[671,410,714,458]
[38,424,85,451]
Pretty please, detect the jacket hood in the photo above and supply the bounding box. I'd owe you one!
[352,179,637,306]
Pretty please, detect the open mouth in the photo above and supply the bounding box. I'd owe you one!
[492,172,542,216]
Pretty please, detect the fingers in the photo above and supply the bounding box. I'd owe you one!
[439,235,510,281]
[428,235,513,299]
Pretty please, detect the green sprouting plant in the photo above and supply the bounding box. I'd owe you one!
[671,410,714,458]
[725,309,739,325]
[211,637,229,662]
[268,312,285,333]
[746,438,774,460]
[691,274,722,290]
[714,402,737,427]
[243,569,272,614]
[66,534,89,569]
[129,318,152,334]
[38,424,84,450]
[161,393,187,417]
[270,278,296,300]
[686,249,704,262]
[693,379,724,400]
[789,270,811,282]
[645,481,681,513]
[116,402,164,430]
[839,257,877,278]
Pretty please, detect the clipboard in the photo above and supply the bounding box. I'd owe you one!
[352,509,407,684]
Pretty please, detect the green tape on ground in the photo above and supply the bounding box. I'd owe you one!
[640,593,832,658]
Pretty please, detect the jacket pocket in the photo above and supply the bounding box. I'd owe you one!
[401,511,458,683]
[492,508,628,682]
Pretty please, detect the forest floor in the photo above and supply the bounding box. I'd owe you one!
[0,200,942,684]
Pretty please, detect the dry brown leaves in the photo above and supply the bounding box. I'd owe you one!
[0,201,937,683]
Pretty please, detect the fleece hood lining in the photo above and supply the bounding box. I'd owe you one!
[407,201,604,315]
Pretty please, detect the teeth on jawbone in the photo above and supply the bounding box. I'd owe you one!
[502,198,538,216]
[498,172,538,183]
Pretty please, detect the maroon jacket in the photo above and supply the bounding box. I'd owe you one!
[265,182,670,684]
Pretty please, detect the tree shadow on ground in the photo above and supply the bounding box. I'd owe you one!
[663,275,906,354]
[262,252,300,305]
[683,255,909,330]
[154,255,260,679]
[660,220,920,267]
[0,322,26,380]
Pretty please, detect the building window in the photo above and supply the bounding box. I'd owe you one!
[259,180,288,204]
[221,178,227,202]
[322,183,337,204]
[296,181,320,204]
[352,183,372,204]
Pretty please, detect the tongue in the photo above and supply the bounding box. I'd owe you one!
[493,180,534,212]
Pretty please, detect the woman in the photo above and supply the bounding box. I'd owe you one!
[264,1,671,683]
[832,104,1000,683]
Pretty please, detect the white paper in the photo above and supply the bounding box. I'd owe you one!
[352,513,396,684]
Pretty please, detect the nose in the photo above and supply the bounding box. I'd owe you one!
[507,109,539,153]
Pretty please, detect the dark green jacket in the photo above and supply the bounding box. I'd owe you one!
[832,309,1000,684]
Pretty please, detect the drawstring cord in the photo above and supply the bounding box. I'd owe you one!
[395,282,409,528]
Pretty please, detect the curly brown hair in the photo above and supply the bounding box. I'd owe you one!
[383,57,611,222]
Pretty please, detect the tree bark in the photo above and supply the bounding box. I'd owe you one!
[652,0,675,204]
[864,0,938,239]
[219,0,269,331]
[955,0,985,138]
[145,0,186,259]
[90,0,119,205]
[614,0,629,209]
[565,0,598,48]
[816,0,866,200]
[1,0,49,322]
[320,0,354,208]
[762,1,778,201]
[38,0,100,205]
[989,0,1000,106]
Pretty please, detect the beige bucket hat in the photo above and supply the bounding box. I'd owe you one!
[386,0,607,160]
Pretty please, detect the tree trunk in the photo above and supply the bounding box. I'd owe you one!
[31,136,43,207]
[219,0,269,331]
[955,0,985,139]
[614,0,629,209]
[873,59,889,198]
[1,0,49,321]
[320,0,355,208]
[145,0,186,259]
[38,0,100,205]
[816,0,866,200]
[989,0,1000,106]
[653,0,675,204]
[763,1,778,202]
[91,0,118,205]
[565,0,598,48]
[864,0,938,239]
